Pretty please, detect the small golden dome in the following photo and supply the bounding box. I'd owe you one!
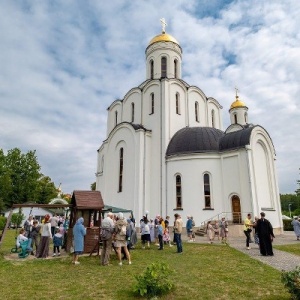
[148,33,179,46]
[230,95,246,109]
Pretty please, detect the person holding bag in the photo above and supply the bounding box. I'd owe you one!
[219,217,228,244]
[100,212,114,266]
[244,213,253,250]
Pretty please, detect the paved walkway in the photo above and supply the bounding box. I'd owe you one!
[195,231,300,271]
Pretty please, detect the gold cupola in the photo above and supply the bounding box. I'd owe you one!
[229,89,249,125]
[148,18,180,47]
[148,33,180,47]
[230,95,247,109]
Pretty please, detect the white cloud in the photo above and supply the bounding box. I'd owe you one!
[0,0,299,194]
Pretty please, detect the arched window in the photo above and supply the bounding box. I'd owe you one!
[161,57,167,78]
[211,110,215,128]
[150,60,154,79]
[176,175,182,209]
[176,93,180,115]
[150,93,154,114]
[115,111,118,126]
[131,102,135,122]
[195,101,199,122]
[118,148,124,192]
[234,113,237,124]
[174,59,178,78]
[203,173,211,208]
[244,112,248,123]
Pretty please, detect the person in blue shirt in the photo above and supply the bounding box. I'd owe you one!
[72,217,86,265]
[157,220,163,250]
[186,216,193,242]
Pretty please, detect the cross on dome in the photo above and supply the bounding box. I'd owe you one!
[160,18,167,33]
[235,86,239,99]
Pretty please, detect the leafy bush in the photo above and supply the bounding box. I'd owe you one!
[11,211,25,228]
[0,216,7,231]
[133,262,174,298]
[281,266,300,299]
[283,219,293,231]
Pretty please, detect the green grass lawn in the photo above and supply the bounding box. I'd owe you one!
[0,230,292,300]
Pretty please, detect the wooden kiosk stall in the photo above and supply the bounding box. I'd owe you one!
[67,190,104,254]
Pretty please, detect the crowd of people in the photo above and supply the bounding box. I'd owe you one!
[17,213,69,259]
[99,212,189,266]
[14,210,283,264]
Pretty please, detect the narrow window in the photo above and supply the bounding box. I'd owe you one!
[131,102,135,122]
[204,174,211,208]
[174,59,178,78]
[161,57,167,78]
[176,175,182,209]
[195,101,199,122]
[118,148,124,192]
[115,111,118,126]
[176,93,180,115]
[244,112,247,123]
[234,114,237,124]
[211,110,215,128]
[150,60,154,79]
[150,93,154,114]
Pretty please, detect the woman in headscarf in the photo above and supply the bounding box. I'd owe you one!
[72,217,86,265]
[36,214,52,258]
[114,212,131,266]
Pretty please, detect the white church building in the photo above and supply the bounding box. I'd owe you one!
[96,23,282,233]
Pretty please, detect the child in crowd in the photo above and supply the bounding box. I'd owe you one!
[53,227,63,256]
[31,220,41,253]
[163,227,173,247]
[157,221,163,250]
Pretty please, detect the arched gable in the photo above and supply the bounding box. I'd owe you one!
[250,127,277,210]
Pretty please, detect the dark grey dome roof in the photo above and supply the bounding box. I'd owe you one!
[219,126,254,151]
[166,127,225,156]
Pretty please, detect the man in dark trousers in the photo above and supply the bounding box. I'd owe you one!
[256,212,275,256]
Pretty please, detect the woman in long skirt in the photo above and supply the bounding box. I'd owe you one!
[36,214,52,258]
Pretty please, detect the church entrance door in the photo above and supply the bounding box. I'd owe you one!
[231,195,241,224]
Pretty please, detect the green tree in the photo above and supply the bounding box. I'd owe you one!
[0,148,58,210]
[91,182,96,191]
[11,209,25,228]
[296,168,300,196]
[34,176,58,204]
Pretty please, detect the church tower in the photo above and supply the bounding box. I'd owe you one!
[145,19,182,80]
[229,91,248,126]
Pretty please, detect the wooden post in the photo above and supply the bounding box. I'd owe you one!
[0,209,13,247]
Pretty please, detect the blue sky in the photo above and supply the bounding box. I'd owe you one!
[1,0,300,194]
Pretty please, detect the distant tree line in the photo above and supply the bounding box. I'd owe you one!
[281,173,300,217]
[0,148,58,213]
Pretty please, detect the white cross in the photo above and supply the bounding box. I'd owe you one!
[160,18,167,33]
[235,87,239,97]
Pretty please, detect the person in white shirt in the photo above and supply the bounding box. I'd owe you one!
[16,228,33,254]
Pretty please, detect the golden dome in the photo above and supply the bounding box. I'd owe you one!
[230,95,247,109]
[148,33,179,46]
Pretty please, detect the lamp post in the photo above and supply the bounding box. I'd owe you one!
[289,203,292,218]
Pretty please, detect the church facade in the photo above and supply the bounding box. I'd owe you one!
[95,26,282,232]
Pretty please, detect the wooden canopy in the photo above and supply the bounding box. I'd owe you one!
[71,190,104,210]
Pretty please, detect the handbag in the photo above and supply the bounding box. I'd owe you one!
[225,228,229,232]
